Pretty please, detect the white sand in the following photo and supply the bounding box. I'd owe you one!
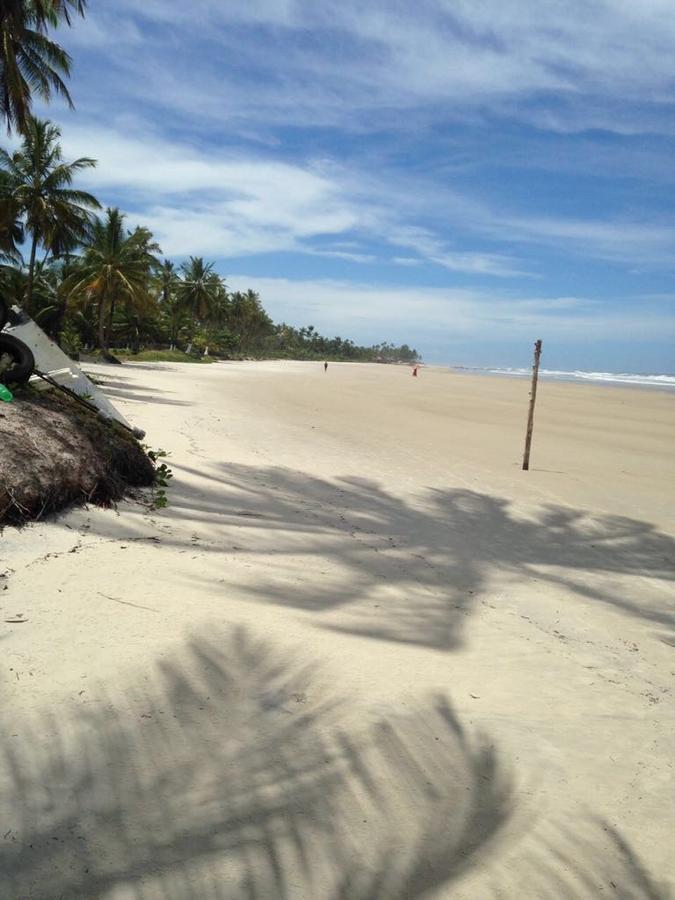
[1,360,674,898]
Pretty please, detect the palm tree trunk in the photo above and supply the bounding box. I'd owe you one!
[107,296,117,350]
[25,232,39,315]
[98,294,108,351]
[185,296,198,355]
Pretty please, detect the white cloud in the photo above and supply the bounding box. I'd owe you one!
[59,127,364,257]
[388,226,532,277]
[57,126,536,273]
[393,257,424,267]
[485,215,675,266]
[308,249,377,263]
[225,275,675,344]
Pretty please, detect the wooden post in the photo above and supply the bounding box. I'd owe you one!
[522,339,542,471]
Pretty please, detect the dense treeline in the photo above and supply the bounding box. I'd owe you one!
[0,118,419,365]
[267,324,419,363]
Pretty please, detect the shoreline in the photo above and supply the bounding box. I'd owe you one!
[93,354,675,394]
[445,364,675,393]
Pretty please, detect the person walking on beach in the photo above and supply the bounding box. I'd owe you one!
[324,361,328,372]
[412,365,418,377]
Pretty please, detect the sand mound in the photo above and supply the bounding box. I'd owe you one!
[0,389,154,525]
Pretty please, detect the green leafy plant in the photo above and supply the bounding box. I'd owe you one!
[143,446,173,509]
[60,324,83,358]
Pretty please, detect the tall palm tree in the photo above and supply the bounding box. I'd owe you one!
[0,169,23,261]
[64,208,161,353]
[156,259,177,305]
[177,256,223,341]
[0,117,99,311]
[155,259,187,348]
[30,254,79,343]
[0,1,87,134]
[227,288,273,355]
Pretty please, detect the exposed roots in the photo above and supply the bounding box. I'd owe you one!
[0,389,154,526]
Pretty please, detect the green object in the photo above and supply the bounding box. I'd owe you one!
[0,383,13,403]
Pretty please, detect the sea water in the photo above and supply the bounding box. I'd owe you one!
[450,366,675,391]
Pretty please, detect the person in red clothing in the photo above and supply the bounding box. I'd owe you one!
[412,365,418,377]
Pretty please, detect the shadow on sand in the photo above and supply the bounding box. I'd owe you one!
[139,462,675,650]
[68,460,675,651]
[85,370,192,407]
[0,627,668,899]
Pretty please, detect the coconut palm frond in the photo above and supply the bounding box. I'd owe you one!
[0,116,100,310]
[0,0,87,133]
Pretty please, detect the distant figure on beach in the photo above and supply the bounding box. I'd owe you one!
[324,361,328,372]
[412,366,419,377]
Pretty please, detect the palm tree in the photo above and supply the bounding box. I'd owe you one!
[34,2,87,24]
[177,256,223,344]
[115,303,162,354]
[0,170,24,261]
[30,254,79,343]
[155,259,186,348]
[64,208,161,354]
[0,1,87,134]
[156,259,177,306]
[0,117,99,312]
[227,288,273,355]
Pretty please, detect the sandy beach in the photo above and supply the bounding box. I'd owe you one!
[2,360,674,897]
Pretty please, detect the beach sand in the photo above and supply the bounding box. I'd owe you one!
[1,360,674,897]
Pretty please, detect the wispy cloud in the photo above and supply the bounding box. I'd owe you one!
[496,215,675,265]
[51,3,675,274]
[58,125,532,274]
[388,226,532,277]
[63,1,675,136]
[55,122,675,272]
[308,249,377,264]
[59,127,363,257]
[393,257,424,267]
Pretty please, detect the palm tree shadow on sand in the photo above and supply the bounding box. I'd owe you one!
[157,463,675,650]
[0,627,668,899]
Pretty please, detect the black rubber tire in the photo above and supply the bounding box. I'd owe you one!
[0,334,35,385]
[0,297,8,332]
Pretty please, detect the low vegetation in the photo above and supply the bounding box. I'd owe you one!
[92,349,216,365]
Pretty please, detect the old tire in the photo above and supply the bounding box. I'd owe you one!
[0,334,35,385]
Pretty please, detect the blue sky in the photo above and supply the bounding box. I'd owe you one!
[39,0,675,370]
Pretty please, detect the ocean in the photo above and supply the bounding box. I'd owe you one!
[449,366,675,391]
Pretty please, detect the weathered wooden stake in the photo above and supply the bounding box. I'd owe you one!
[522,339,542,471]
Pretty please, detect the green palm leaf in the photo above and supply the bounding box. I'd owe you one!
[0,1,87,133]
[63,207,162,353]
[0,116,100,310]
